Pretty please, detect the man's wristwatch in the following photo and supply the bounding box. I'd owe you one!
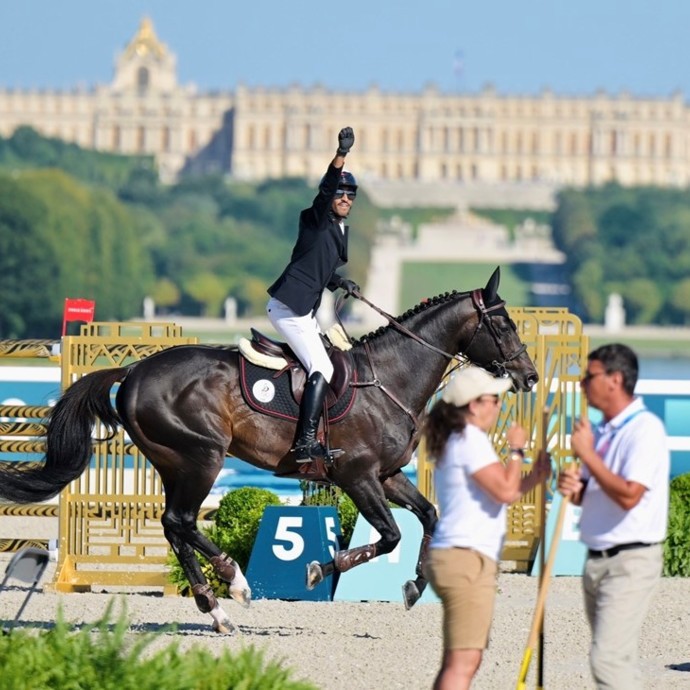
[509,448,525,462]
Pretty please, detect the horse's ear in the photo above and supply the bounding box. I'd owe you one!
[484,267,501,301]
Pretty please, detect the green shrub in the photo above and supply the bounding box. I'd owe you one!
[0,601,316,690]
[664,473,690,576]
[167,487,281,596]
[301,487,359,548]
[212,487,283,567]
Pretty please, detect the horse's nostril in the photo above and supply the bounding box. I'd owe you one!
[527,374,539,388]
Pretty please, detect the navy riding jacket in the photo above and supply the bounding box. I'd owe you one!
[267,163,349,316]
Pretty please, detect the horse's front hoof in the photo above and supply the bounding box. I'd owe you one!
[212,618,237,635]
[306,561,324,590]
[402,580,421,610]
[230,585,252,609]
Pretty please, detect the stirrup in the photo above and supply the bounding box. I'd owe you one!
[293,442,343,465]
[293,440,327,463]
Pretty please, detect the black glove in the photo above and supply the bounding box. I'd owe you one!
[337,127,355,156]
[339,278,360,297]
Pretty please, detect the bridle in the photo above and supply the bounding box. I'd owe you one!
[348,288,527,377]
[340,289,528,438]
[467,289,528,377]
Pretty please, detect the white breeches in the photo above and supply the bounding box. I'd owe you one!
[266,297,334,382]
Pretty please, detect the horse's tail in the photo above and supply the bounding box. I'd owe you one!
[0,367,130,503]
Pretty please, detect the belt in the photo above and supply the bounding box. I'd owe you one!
[588,542,655,559]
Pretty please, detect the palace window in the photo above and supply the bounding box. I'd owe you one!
[137,126,145,153]
[137,67,150,91]
[162,127,171,153]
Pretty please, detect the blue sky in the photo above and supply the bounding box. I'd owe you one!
[2,1,690,97]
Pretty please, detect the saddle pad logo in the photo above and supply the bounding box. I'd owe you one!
[239,358,356,423]
[252,379,276,403]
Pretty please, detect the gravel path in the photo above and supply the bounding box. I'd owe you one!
[1,548,689,690]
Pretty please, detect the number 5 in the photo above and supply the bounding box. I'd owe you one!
[272,516,304,560]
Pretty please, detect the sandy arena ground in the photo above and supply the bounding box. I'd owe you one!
[1,519,689,689]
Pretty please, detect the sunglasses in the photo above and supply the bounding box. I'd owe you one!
[582,370,606,383]
[334,189,357,200]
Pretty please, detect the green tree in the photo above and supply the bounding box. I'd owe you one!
[151,278,181,311]
[620,278,663,324]
[573,258,605,321]
[551,190,597,254]
[551,185,690,325]
[669,278,690,325]
[0,169,154,337]
[0,176,55,337]
[183,271,228,316]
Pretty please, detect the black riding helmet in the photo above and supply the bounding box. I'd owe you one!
[320,170,358,194]
[338,170,358,191]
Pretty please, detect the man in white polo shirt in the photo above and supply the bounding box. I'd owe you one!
[558,343,669,689]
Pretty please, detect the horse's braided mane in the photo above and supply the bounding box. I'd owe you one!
[353,289,470,345]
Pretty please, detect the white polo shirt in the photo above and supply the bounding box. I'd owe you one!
[430,423,507,562]
[579,397,669,550]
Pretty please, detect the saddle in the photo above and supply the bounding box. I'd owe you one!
[239,327,353,408]
[237,328,357,483]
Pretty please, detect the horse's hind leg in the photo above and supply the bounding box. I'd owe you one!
[382,470,438,609]
[160,470,242,635]
[148,442,250,634]
[307,476,402,590]
[161,489,251,610]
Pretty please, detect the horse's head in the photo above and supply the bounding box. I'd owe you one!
[461,267,538,392]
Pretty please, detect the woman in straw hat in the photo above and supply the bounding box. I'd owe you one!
[422,364,550,690]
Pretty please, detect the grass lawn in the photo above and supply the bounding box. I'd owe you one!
[399,262,531,311]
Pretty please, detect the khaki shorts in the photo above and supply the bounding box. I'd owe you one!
[424,547,498,650]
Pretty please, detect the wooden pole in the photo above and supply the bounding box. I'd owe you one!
[515,490,570,689]
[536,406,549,689]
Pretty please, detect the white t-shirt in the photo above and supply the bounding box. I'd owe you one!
[430,423,507,562]
[579,397,669,550]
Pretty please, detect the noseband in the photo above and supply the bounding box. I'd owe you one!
[467,289,527,377]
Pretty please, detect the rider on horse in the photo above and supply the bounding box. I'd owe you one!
[266,126,359,463]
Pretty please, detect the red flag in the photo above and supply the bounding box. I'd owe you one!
[62,298,95,336]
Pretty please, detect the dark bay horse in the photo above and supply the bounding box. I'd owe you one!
[0,267,538,633]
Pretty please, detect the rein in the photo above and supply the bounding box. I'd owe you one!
[330,288,527,458]
[350,291,468,363]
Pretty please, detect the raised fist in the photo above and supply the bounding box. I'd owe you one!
[337,127,355,156]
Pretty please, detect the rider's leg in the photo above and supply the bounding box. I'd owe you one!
[266,298,334,461]
[293,371,330,460]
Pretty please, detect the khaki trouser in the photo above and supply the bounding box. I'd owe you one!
[583,543,662,689]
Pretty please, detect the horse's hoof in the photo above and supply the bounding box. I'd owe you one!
[230,586,252,609]
[306,561,324,590]
[402,580,421,610]
[212,618,237,635]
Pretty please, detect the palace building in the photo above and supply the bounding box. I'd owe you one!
[2,18,689,189]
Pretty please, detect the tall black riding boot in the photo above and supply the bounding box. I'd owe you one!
[293,372,329,462]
